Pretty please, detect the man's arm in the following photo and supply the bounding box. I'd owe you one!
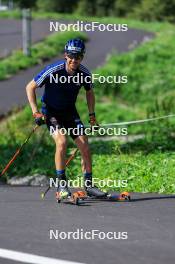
[86,89,95,114]
[26,80,39,114]
[26,80,45,126]
[86,89,99,126]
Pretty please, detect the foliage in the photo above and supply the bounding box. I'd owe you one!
[14,0,37,9]
[36,0,79,13]
[5,0,175,22]
[132,0,175,22]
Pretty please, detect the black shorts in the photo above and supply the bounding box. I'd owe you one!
[45,106,85,140]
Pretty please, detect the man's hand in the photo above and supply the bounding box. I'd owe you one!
[33,112,45,126]
[89,112,99,127]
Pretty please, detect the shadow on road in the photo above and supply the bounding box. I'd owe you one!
[130,195,175,202]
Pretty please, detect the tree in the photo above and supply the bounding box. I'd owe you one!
[96,0,115,16]
[37,0,79,13]
[14,0,37,9]
[114,0,141,16]
[76,0,97,16]
[133,0,175,21]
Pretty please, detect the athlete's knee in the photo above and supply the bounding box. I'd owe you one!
[81,141,90,155]
[55,137,67,152]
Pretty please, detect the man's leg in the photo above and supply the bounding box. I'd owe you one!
[52,132,71,196]
[74,135,92,173]
[74,135,107,197]
[52,132,67,170]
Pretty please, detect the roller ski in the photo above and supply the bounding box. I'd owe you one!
[84,175,130,201]
[85,188,131,202]
[106,191,131,201]
[56,188,87,205]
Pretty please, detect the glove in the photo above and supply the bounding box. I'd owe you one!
[89,112,99,127]
[33,111,45,126]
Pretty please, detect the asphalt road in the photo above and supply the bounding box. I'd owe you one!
[0,20,52,58]
[0,19,153,116]
[0,187,174,264]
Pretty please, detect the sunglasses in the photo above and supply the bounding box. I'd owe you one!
[66,53,83,60]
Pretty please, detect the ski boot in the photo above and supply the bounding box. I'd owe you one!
[84,177,107,198]
[55,173,71,203]
[56,185,71,203]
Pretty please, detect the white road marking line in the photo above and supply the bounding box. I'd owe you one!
[0,248,84,264]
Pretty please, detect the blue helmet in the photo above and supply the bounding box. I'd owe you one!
[65,38,85,55]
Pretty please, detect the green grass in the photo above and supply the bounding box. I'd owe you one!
[94,28,175,107]
[0,10,21,19]
[0,31,87,80]
[92,140,175,193]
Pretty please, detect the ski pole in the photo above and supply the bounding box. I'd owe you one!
[0,125,38,177]
[41,148,78,199]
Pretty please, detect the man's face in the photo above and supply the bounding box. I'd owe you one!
[65,53,83,71]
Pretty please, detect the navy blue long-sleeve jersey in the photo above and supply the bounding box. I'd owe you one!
[34,60,93,110]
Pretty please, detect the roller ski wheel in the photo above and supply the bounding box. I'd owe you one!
[72,191,87,205]
[107,191,131,201]
[120,191,131,201]
[56,190,87,205]
[55,190,70,203]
